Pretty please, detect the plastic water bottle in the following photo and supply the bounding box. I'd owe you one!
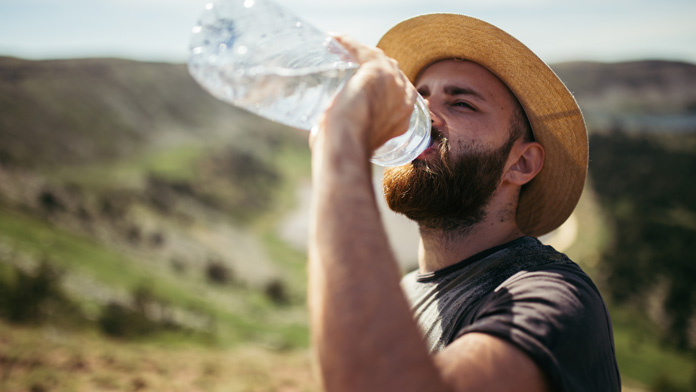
[188,0,430,167]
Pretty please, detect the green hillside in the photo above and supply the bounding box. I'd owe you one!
[0,55,312,341]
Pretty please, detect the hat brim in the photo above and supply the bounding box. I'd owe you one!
[377,14,588,237]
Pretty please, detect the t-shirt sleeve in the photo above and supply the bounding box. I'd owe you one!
[454,264,621,392]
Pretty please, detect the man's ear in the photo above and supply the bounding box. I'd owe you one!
[504,141,544,186]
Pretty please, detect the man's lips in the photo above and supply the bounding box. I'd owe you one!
[416,136,441,160]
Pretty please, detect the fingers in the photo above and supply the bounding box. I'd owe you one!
[330,34,381,64]
[330,33,415,103]
[322,34,418,151]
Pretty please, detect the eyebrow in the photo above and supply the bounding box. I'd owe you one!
[417,84,487,102]
[443,85,487,102]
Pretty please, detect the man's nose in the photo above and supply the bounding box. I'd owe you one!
[427,100,445,128]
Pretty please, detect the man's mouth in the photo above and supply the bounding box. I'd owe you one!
[416,130,443,160]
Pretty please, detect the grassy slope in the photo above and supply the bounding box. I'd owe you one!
[0,143,316,390]
[0,144,317,392]
[0,56,318,390]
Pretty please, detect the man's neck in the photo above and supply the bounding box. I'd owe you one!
[417,213,524,274]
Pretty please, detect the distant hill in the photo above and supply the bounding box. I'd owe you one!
[1,57,694,169]
[552,60,696,132]
[0,56,297,168]
[1,56,694,170]
[553,60,696,113]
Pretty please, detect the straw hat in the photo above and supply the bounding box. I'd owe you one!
[377,14,588,237]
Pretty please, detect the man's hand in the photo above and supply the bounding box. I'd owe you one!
[310,34,418,157]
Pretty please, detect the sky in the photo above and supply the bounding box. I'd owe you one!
[0,0,695,65]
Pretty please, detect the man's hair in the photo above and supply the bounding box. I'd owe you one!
[509,97,533,143]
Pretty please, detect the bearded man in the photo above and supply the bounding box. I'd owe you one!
[307,14,621,392]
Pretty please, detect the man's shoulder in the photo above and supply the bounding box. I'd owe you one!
[491,238,603,311]
[496,238,599,297]
[495,236,573,266]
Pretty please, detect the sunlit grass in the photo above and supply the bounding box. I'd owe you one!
[140,143,208,181]
[0,207,145,288]
[43,143,209,190]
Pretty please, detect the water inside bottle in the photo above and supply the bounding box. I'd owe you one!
[191,61,359,131]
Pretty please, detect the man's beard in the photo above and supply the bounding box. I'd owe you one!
[382,130,516,233]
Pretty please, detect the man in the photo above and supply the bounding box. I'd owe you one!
[308,14,621,392]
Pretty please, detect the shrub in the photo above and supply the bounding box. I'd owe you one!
[264,279,289,305]
[205,260,234,285]
[97,285,177,338]
[0,260,78,325]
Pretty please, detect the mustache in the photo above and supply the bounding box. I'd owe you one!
[415,127,452,173]
[431,127,445,146]
[432,128,450,156]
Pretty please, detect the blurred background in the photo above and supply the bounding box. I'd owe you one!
[0,0,695,391]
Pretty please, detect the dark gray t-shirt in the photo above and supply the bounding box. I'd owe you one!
[401,237,621,392]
